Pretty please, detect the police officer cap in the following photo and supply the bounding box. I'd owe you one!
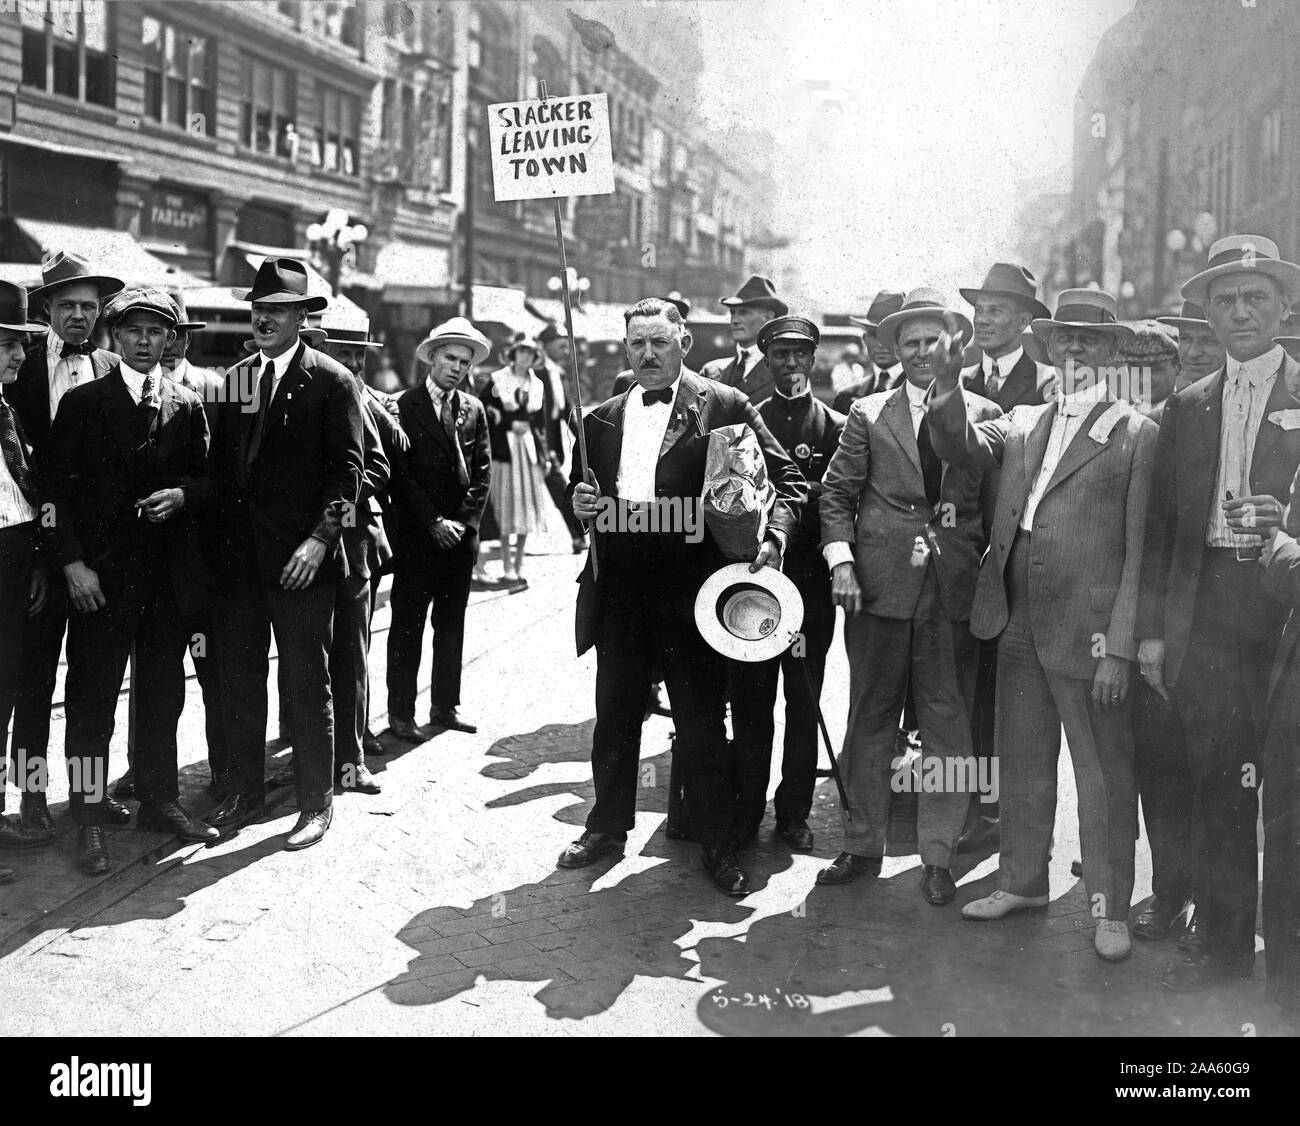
[757,315,819,353]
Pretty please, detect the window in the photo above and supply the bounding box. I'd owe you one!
[307,1,361,48]
[1208,132,1235,229]
[21,0,114,108]
[313,82,361,176]
[379,73,451,191]
[241,56,297,159]
[1254,108,1283,199]
[142,17,212,133]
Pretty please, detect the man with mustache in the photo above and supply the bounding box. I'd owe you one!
[5,252,126,840]
[39,288,219,873]
[0,282,50,866]
[205,259,364,851]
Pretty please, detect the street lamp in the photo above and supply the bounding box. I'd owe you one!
[547,266,590,304]
[306,207,368,295]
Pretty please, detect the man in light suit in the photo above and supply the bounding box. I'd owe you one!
[697,275,787,405]
[928,288,1157,963]
[561,298,804,896]
[832,290,906,412]
[1138,235,1300,991]
[816,290,999,903]
[6,252,126,838]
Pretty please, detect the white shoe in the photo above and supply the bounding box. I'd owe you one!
[961,889,1049,920]
[1095,919,1131,961]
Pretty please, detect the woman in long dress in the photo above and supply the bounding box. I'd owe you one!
[478,338,551,589]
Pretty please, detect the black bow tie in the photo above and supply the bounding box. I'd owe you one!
[59,339,95,357]
[642,386,674,405]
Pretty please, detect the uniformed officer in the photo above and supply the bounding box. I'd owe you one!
[729,316,845,850]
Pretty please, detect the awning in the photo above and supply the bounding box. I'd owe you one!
[373,241,453,304]
[238,249,367,320]
[471,285,530,329]
[15,219,198,288]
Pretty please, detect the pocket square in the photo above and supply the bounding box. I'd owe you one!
[1268,409,1300,430]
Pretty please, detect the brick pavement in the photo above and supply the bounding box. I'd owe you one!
[0,536,1296,1038]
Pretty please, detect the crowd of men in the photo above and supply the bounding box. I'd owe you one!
[3,233,1300,1014]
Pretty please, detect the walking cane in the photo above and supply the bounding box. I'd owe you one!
[798,654,853,819]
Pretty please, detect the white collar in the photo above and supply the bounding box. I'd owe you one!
[1056,378,1109,416]
[985,345,1022,376]
[119,362,162,403]
[48,328,91,359]
[257,344,299,383]
[635,372,683,406]
[903,379,929,409]
[425,374,458,405]
[1228,345,1285,387]
[774,385,812,402]
[165,357,190,382]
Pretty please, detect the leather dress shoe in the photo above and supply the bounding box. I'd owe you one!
[776,819,814,850]
[337,762,382,795]
[75,825,111,875]
[429,706,477,734]
[556,830,626,868]
[20,793,57,837]
[102,797,132,825]
[388,716,424,743]
[285,807,332,851]
[1133,896,1191,941]
[701,846,750,897]
[961,889,1049,919]
[816,851,882,886]
[111,770,135,800]
[0,811,54,849]
[137,801,219,842]
[955,816,1000,854]
[922,865,957,905]
[1095,919,1132,961]
[205,792,265,831]
[1162,951,1252,993]
[1178,911,1204,953]
[362,730,386,757]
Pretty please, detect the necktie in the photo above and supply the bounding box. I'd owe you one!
[442,390,470,488]
[988,359,1001,397]
[139,373,159,440]
[916,414,942,507]
[59,339,95,357]
[246,362,275,467]
[0,397,34,506]
[642,386,673,405]
[735,350,749,382]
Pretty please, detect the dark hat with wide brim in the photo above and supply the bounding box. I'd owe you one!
[959,262,1051,322]
[231,257,328,312]
[166,289,207,331]
[0,281,45,332]
[694,563,805,663]
[1031,288,1136,347]
[720,275,788,317]
[1155,299,1211,330]
[661,294,692,319]
[28,250,124,302]
[849,290,906,329]
[876,288,973,352]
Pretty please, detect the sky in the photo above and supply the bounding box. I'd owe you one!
[675,0,1137,310]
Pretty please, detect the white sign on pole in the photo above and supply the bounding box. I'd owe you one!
[487,92,615,202]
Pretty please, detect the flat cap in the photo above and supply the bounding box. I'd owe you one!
[102,286,179,326]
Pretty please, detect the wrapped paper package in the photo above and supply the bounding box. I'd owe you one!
[701,423,777,561]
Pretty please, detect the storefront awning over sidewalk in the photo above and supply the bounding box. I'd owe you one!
[14,219,199,288]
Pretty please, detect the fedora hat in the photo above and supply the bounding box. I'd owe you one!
[320,310,380,349]
[28,249,123,303]
[694,563,805,663]
[416,316,490,366]
[661,293,692,320]
[0,282,45,333]
[101,286,179,327]
[720,275,788,317]
[1031,289,1136,346]
[849,290,905,330]
[757,315,820,353]
[876,288,973,352]
[1155,299,1211,330]
[166,289,206,331]
[959,262,1051,322]
[231,257,328,312]
[1181,234,1300,305]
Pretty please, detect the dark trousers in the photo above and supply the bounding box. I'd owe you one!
[587,533,734,848]
[387,535,475,719]
[1172,547,1285,970]
[967,639,1000,818]
[8,571,69,781]
[217,573,336,814]
[1263,690,1300,1012]
[0,522,35,812]
[544,461,584,540]
[730,572,834,827]
[1131,675,1195,904]
[330,572,372,771]
[64,552,188,824]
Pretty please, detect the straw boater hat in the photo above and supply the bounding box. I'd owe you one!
[28,250,123,303]
[959,262,1052,322]
[101,286,179,327]
[0,282,46,333]
[320,311,381,349]
[1155,299,1211,331]
[1030,289,1136,347]
[848,290,905,330]
[415,316,490,366]
[231,257,328,312]
[875,287,973,352]
[1180,234,1300,305]
[694,563,805,663]
[720,275,788,318]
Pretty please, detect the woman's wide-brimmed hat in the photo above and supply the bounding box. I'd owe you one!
[694,563,805,663]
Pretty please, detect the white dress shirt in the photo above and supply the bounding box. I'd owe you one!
[0,389,35,530]
[1206,345,1285,547]
[119,363,163,407]
[254,345,298,408]
[425,374,450,415]
[735,346,761,381]
[1021,380,1109,532]
[46,328,96,422]
[616,375,681,502]
[982,345,1023,398]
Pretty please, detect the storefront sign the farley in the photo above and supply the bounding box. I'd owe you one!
[140,186,210,249]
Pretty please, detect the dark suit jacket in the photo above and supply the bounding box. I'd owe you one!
[365,385,408,575]
[961,351,1055,411]
[339,394,393,583]
[1138,352,1300,685]
[929,385,1157,678]
[37,366,216,616]
[821,386,1000,622]
[210,343,365,590]
[395,383,491,561]
[566,370,805,655]
[170,359,224,429]
[699,352,775,404]
[9,339,118,455]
